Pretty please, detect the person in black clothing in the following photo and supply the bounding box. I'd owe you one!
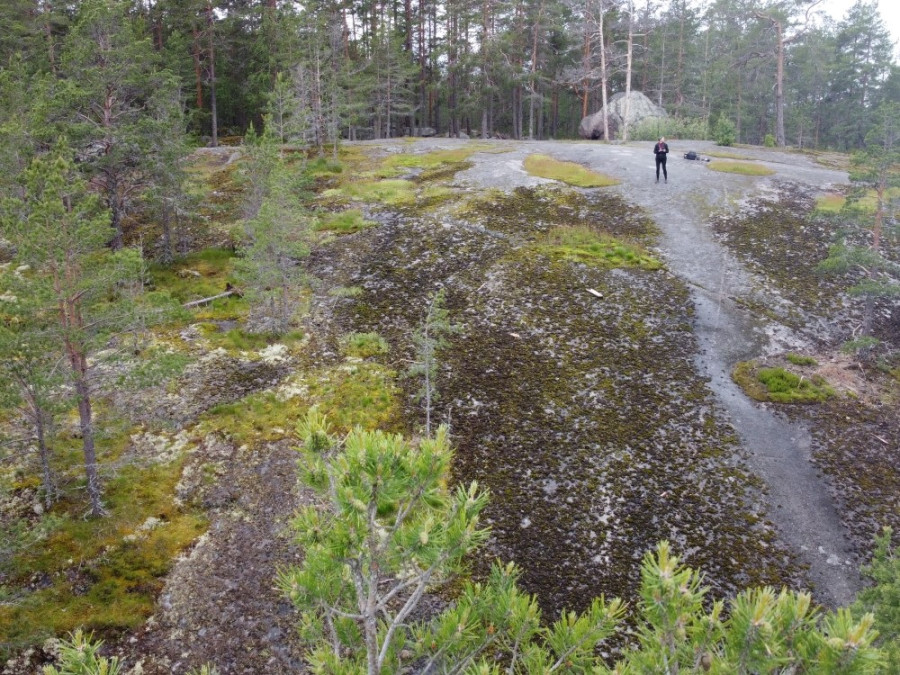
[653,137,669,182]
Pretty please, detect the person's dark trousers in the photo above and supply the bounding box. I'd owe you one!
[656,155,667,181]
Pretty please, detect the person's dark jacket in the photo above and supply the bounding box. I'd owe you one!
[654,142,669,158]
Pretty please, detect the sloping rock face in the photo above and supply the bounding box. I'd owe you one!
[579,91,667,140]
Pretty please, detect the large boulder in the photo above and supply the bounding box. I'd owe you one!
[579,91,667,140]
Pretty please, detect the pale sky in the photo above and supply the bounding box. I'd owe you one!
[816,0,900,57]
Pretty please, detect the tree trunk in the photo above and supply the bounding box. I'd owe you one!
[36,407,54,509]
[598,1,609,141]
[108,173,124,250]
[207,3,218,147]
[192,26,204,110]
[774,20,785,147]
[581,21,590,118]
[622,0,634,141]
[675,0,685,113]
[74,361,103,518]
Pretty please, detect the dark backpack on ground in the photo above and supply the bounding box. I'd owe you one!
[684,150,699,160]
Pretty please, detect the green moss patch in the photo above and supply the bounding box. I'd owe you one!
[815,186,900,214]
[382,146,482,169]
[339,179,416,206]
[315,209,376,235]
[535,226,662,269]
[707,161,775,176]
[705,150,749,160]
[786,353,818,367]
[339,331,389,358]
[733,361,835,403]
[0,459,206,653]
[201,359,398,443]
[814,193,846,213]
[328,285,363,298]
[151,248,242,321]
[202,391,306,444]
[523,154,619,187]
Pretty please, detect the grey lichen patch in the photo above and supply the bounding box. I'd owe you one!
[708,182,850,324]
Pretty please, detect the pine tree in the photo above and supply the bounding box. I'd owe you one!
[44,0,188,249]
[280,411,491,674]
[408,288,458,436]
[1,142,112,516]
[235,125,310,334]
[818,102,900,345]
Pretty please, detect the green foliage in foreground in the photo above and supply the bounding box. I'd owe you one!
[280,411,883,674]
[43,630,219,675]
[854,527,900,673]
[42,630,122,675]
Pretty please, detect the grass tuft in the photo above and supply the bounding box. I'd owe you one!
[785,353,818,367]
[536,226,662,269]
[315,209,376,235]
[733,361,834,403]
[707,161,775,176]
[340,332,389,358]
[523,154,619,187]
[340,180,417,206]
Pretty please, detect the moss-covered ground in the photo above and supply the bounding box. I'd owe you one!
[305,144,801,621]
[709,177,899,564]
[4,138,897,670]
[709,183,854,328]
[523,154,620,187]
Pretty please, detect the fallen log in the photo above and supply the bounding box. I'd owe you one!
[183,288,240,308]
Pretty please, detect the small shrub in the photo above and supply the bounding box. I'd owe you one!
[708,161,775,176]
[630,116,709,141]
[42,630,122,675]
[537,226,662,270]
[764,133,776,148]
[713,114,736,146]
[842,336,880,356]
[306,157,343,175]
[786,353,817,366]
